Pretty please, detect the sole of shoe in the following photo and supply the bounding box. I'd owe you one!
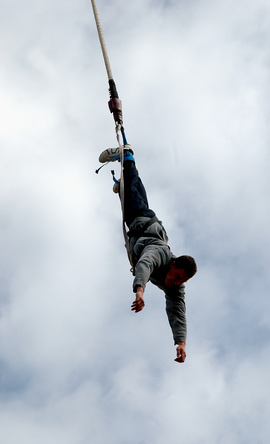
[99,148,120,163]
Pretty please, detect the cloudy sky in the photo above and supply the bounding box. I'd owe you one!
[1,0,270,443]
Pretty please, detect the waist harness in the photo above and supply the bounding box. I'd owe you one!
[127,216,160,239]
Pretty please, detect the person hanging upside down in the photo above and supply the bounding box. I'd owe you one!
[98,145,197,363]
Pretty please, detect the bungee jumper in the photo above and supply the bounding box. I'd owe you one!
[91,0,197,363]
[98,147,197,363]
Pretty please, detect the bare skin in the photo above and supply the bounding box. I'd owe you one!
[131,264,190,363]
[175,342,186,363]
[131,286,145,313]
[165,262,190,287]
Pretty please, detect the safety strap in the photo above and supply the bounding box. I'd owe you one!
[115,126,134,272]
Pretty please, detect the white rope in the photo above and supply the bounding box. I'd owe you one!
[116,126,134,272]
[90,0,113,80]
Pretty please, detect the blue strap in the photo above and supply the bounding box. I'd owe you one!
[111,170,120,184]
[95,155,120,174]
[121,127,128,146]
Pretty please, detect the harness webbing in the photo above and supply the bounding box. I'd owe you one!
[116,127,134,270]
[90,0,134,271]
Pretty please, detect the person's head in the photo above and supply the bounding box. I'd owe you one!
[165,255,197,287]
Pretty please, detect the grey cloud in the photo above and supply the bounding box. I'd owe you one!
[1,0,270,443]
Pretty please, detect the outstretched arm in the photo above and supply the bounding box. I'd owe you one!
[165,289,188,363]
[131,285,145,313]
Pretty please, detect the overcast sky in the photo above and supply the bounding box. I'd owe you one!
[1,0,270,443]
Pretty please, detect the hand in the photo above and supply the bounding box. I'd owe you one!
[175,342,186,363]
[131,286,145,313]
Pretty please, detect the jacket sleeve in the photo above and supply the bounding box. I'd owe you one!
[165,288,187,345]
[132,244,167,292]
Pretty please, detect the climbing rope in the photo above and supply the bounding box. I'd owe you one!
[90,0,113,81]
[90,0,134,271]
[90,0,123,125]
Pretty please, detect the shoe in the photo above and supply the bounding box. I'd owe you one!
[99,144,134,163]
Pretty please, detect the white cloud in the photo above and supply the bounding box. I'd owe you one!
[1,0,270,443]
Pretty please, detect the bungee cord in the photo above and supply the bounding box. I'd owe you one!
[90,0,133,270]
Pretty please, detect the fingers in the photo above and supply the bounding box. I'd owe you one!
[131,303,144,312]
[177,353,186,363]
[175,345,186,363]
[174,356,184,363]
[177,350,186,359]
[131,299,145,313]
[174,353,186,363]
